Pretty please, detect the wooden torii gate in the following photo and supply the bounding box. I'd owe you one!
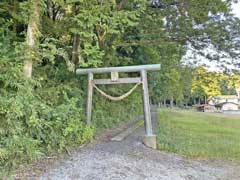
[76,64,161,149]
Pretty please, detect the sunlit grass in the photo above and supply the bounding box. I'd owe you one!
[157,109,240,161]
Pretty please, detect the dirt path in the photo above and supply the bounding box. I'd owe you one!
[23,112,240,180]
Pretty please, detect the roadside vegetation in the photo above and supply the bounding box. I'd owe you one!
[157,110,240,161]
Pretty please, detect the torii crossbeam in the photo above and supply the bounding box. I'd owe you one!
[76,64,161,149]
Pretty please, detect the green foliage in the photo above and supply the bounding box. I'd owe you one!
[0,71,94,176]
[0,22,93,176]
[148,44,185,105]
[191,66,220,98]
[0,19,142,177]
[92,85,142,132]
[69,0,145,67]
[0,77,94,176]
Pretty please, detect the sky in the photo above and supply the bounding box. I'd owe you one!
[232,1,240,18]
[182,2,240,72]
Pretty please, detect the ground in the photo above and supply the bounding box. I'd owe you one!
[16,111,240,180]
[157,110,240,160]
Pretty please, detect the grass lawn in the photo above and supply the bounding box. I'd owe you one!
[157,109,240,161]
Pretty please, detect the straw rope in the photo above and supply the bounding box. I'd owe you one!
[93,82,141,101]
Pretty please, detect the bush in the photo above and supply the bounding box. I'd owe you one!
[0,57,93,176]
[0,26,141,176]
[0,61,142,177]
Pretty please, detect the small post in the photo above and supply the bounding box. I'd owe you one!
[141,70,156,149]
[111,71,119,81]
[86,72,93,125]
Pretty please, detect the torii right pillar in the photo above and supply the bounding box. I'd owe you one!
[141,70,157,149]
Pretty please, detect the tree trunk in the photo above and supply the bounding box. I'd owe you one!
[12,0,18,34]
[71,34,81,67]
[71,4,81,69]
[24,0,41,78]
[198,98,201,104]
[170,97,174,108]
[193,98,196,105]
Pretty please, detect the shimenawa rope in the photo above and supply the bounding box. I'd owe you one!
[93,82,141,101]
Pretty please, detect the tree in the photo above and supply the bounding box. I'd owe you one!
[179,66,194,105]
[116,0,236,106]
[24,0,42,78]
[191,66,221,102]
[228,73,240,90]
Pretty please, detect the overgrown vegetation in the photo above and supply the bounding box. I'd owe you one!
[0,0,240,177]
[0,45,142,177]
[157,110,240,160]
[92,85,142,133]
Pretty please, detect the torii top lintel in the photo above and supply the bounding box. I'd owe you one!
[76,64,161,75]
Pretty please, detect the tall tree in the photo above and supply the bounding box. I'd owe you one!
[24,0,42,78]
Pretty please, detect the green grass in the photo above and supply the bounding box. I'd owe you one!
[157,109,240,161]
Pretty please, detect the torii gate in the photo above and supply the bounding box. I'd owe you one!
[76,64,161,149]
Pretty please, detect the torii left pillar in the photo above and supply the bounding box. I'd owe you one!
[86,72,93,125]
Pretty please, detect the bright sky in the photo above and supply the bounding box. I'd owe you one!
[182,2,240,72]
[232,1,240,18]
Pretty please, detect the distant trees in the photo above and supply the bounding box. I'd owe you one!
[227,73,240,92]
[191,66,221,103]
[151,64,240,107]
[120,0,240,107]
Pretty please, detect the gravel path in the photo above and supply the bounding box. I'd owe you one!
[30,112,240,180]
